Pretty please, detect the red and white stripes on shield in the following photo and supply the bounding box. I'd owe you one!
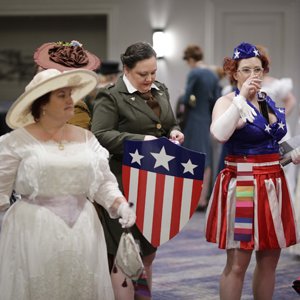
[123,165,202,247]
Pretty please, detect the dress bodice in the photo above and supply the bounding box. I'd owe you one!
[0,127,122,210]
[224,96,287,156]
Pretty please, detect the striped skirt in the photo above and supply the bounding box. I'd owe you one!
[205,153,299,250]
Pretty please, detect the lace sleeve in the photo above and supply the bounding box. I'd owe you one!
[263,78,293,101]
[87,134,123,218]
[275,78,293,100]
[0,133,20,211]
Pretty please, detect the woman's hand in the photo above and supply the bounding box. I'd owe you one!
[291,147,300,164]
[240,76,262,99]
[144,135,157,141]
[232,95,257,123]
[117,202,136,228]
[169,130,184,145]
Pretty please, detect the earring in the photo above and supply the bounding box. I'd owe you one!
[42,109,46,116]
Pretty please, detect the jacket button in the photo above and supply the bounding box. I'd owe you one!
[156,123,162,129]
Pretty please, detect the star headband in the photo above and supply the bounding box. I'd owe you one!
[232,42,260,60]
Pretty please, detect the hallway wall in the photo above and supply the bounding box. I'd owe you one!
[0,0,299,129]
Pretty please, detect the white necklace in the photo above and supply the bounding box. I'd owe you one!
[38,123,66,150]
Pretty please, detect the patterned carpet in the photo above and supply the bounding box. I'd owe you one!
[152,211,300,300]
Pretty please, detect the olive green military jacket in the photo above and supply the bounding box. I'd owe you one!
[91,77,181,187]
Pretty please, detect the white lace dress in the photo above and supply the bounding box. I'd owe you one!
[0,127,123,300]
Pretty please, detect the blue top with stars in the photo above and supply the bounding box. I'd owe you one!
[224,91,287,156]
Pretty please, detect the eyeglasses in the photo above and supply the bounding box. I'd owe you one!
[237,67,264,75]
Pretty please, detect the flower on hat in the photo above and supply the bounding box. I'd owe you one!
[55,40,83,47]
[34,41,101,71]
[48,41,89,68]
[232,42,260,60]
[70,40,82,47]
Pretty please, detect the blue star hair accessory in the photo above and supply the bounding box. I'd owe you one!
[232,42,260,60]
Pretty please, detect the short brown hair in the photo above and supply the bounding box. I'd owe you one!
[183,45,203,61]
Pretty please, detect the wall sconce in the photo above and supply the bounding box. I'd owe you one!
[152,29,167,59]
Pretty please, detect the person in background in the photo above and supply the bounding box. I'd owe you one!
[0,68,136,299]
[98,60,121,88]
[256,45,296,118]
[181,44,221,210]
[205,42,300,300]
[85,60,121,113]
[256,43,300,293]
[91,41,184,300]
[34,40,101,129]
[256,45,297,197]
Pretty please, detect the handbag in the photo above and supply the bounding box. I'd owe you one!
[114,230,144,281]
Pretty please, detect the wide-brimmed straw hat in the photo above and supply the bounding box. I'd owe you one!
[6,68,98,129]
[34,40,101,71]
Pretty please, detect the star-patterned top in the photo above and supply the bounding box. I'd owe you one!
[123,137,205,180]
[224,93,287,156]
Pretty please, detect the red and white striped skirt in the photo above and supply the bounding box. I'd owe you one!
[205,153,299,250]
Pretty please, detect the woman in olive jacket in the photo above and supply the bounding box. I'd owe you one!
[91,42,184,300]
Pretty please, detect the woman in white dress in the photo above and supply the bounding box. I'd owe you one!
[0,68,136,300]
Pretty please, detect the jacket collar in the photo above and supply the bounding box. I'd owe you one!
[122,74,160,93]
[115,77,169,122]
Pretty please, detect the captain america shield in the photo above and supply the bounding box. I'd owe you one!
[122,137,206,247]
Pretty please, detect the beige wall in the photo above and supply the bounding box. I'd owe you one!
[0,15,107,104]
[0,0,299,131]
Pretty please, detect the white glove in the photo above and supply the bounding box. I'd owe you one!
[291,147,300,164]
[169,130,184,144]
[144,135,157,141]
[232,95,257,123]
[211,102,240,142]
[117,202,136,228]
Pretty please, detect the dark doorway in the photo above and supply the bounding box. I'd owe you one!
[0,14,107,135]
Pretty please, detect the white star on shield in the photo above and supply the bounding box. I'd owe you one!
[130,149,144,165]
[151,146,175,171]
[181,159,198,174]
